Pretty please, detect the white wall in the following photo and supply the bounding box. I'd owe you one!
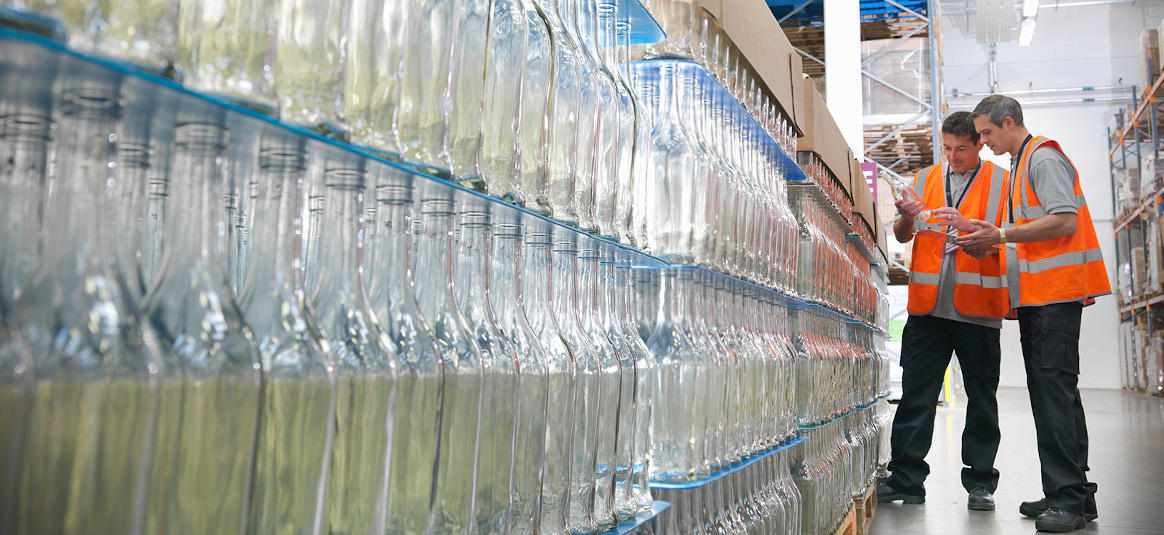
[937,2,1164,389]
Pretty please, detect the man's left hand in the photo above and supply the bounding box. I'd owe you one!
[954,219,1001,258]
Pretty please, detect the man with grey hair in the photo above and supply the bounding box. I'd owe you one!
[953,94,1110,533]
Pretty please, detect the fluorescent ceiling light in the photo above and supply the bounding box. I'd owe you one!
[1018,17,1037,46]
[1022,0,1039,18]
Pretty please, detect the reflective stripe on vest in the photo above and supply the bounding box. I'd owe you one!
[906,161,1011,318]
[1008,136,1111,307]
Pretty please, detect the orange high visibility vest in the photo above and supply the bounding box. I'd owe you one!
[1006,136,1110,307]
[907,161,1012,318]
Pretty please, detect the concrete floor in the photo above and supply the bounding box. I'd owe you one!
[870,387,1164,535]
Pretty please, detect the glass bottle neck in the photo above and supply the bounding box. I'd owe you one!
[415,201,457,320]
[239,144,309,305]
[370,188,416,311]
[490,230,523,324]
[453,215,492,326]
[313,167,367,300]
[164,124,230,273]
[550,244,579,325]
[576,250,599,323]
[42,92,122,277]
[522,238,555,327]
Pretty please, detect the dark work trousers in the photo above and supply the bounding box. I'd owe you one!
[1017,302,1097,516]
[886,314,1002,496]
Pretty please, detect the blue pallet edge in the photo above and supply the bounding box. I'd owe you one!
[649,437,808,491]
[602,500,671,535]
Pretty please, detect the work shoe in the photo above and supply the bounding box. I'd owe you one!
[1035,507,1085,533]
[967,487,995,511]
[1020,498,1098,521]
[876,481,924,504]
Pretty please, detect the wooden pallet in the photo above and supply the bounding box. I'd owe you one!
[833,505,858,535]
[855,487,878,535]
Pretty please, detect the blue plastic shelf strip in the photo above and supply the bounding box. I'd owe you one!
[619,0,666,46]
[797,401,879,432]
[602,500,671,535]
[650,437,808,490]
[629,59,808,182]
[0,29,669,270]
[660,264,802,306]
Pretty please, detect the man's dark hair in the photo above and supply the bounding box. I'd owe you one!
[970,94,1024,128]
[941,111,980,144]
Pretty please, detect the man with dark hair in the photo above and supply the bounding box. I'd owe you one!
[956,94,1110,533]
[877,111,1010,511]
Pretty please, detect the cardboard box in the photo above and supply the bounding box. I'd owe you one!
[697,0,723,21]
[1142,28,1160,91]
[719,0,806,132]
[799,75,853,194]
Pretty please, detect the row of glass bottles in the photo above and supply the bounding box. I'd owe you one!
[645,267,799,485]
[844,242,878,325]
[640,0,799,157]
[649,448,804,535]
[1,0,666,244]
[792,416,856,535]
[793,306,888,427]
[797,152,854,226]
[0,86,675,533]
[791,183,863,314]
[630,61,799,293]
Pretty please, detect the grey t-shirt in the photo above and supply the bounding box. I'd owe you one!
[1005,143,1080,308]
[926,163,1003,329]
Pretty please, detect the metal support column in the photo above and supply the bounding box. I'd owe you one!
[927,0,941,164]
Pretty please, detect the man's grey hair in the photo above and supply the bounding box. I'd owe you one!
[970,94,1024,127]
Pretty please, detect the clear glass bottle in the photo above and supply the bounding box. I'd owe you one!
[26,0,177,72]
[273,0,348,132]
[453,210,518,534]
[480,0,528,200]
[516,0,554,215]
[449,0,491,186]
[364,177,442,535]
[238,137,337,535]
[577,245,620,532]
[307,162,397,534]
[647,267,699,483]
[601,253,641,521]
[397,0,458,171]
[176,0,276,113]
[143,122,263,535]
[0,112,52,313]
[415,197,485,534]
[345,0,407,153]
[0,107,52,535]
[624,266,657,514]
[561,0,607,233]
[550,236,600,534]
[491,222,549,535]
[8,88,164,535]
[523,230,576,535]
[533,0,580,225]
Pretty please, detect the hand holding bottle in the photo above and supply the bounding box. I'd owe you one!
[894,197,926,220]
[931,207,979,234]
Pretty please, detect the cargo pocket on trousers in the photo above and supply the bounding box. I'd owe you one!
[1032,323,1081,375]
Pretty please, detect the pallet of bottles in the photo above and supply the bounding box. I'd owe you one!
[792,399,888,535]
[0,28,686,534]
[645,437,809,534]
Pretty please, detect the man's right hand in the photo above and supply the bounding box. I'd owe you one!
[895,197,925,220]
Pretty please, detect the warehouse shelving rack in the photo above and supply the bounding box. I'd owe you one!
[1109,68,1164,395]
